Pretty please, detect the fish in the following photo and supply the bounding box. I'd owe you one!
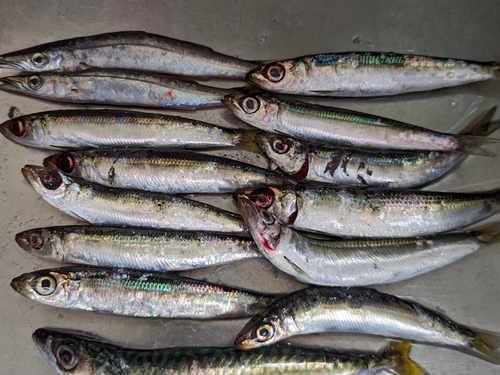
[16,225,261,271]
[0,109,248,150]
[0,69,239,109]
[33,328,427,375]
[222,94,498,155]
[11,266,274,319]
[21,165,248,235]
[0,31,258,78]
[240,186,500,238]
[246,52,500,96]
[234,286,500,365]
[43,149,296,194]
[237,195,500,286]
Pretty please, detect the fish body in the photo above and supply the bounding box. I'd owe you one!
[237,196,498,286]
[21,165,247,235]
[0,69,234,109]
[16,226,261,271]
[11,266,274,318]
[0,110,243,150]
[33,328,427,375]
[246,52,499,96]
[242,186,500,238]
[234,287,500,365]
[0,31,257,78]
[43,149,296,194]
[222,94,497,155]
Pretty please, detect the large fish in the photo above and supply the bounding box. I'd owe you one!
[0,69,238,109]
[241,186,500,238]
[0,109,248,150]
[43,149,296,194]
[0,31,257,78]
[237,196,500,286]
[21,165,248,235]
[246,52,500,96]
[222,94,498,155]
[33,328,427,375]
[16,225,261,271]
[234,287,500,365]
[11,266,274,319]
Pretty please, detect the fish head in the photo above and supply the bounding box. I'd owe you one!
[256,133,308,178]
[11,269,69,306]
[222,93,279,130]
[246,60,308,93]
[21,165,75,207]
[0,73,58,98]
[16,228,66,262]
[33,328,101,374]
[240,187,298,225]
[0,44,73,72]
[44,151,88,180]
[0,114,48,148]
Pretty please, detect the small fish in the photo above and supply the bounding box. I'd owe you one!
[21,165,248,235]
[16,225,261,271]
[33,328,427,375]
[0,31,258,78]
[43,149,296,194]
[237,196,500,286]
[246,52,500,96]
[241,186,500,238]
[11,266,274,319]
[234,286,500,365]
[0,109,247,150]
[0,69,238,109]
[222,94,498,155]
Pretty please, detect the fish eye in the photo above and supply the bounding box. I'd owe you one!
[247,188,275,208]
[32,53,48,67]
[40,170,63,190]
[261,210,275,225]
[28,75,42,90]
[56,154,75,174]
[265,64,285,83]
[29,232,44,249]
[8,120,26,137]
[242,97,260,114]
[56,344,79,371]
[272,139,290,154]
[35,275,56,295]
[256,324,275,341]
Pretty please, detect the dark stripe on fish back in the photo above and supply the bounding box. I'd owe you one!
[313,53,407,66]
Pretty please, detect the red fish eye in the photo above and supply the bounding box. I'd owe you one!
[39,170,63,190]
[8,120,26,137]
[265,64,285,83]
[272,138,291,154]
[56,154,75,173]
[239,96,260,114]
[29,232,44,249]
[246,188,275,208]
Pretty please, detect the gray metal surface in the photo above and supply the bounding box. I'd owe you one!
[1,1,499,374]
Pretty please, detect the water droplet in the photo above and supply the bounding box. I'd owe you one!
[451,101,457,107]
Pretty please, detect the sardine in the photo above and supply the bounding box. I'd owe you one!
[246,52,500,96]
[241,186,500,238]
[21,165,247,235]
[222,94,498,155]
[16,225,261,271]
[0,109,246,150]
[234,287,500,365]
[11,266,274,319]
[237,196,500,286]
[0,69,238,109]
[43,149,296,194]
[33,328,427,375]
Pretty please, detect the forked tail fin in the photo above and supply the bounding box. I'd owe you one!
[381,340,428,375]
[466,328,500,365]
[456,106,499,156]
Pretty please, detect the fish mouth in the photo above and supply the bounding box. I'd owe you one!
[10,274,34,297]
[236,196,261,223]
[0,56,25,71]
[32,329,63,375]
[15,230,32,253]
[42,154,59,171]
[221,95,242,114]
[0,76,24,92]
[21,164,44,187]
[245,66,266,87]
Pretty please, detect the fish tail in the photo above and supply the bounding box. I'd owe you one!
[459,106,499,137]
[455,106,499,156]
[381,340,428,375]
[467,328,500,365]
[455,135,498,156]
[476,221,500,243]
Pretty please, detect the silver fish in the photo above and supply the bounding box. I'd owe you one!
[11,266,274,318]
[0,69,238,109]
[21,165,248,235]
[0,109,247,150]
[234,287,500,365]
[246,52,500,96]
[43,149,296,194]
[241,186,500,238]
[238,196,500,286]
[0,31,257,78]
[33,328,427,375]
[16,225,261,271]
[222,94,498,155]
